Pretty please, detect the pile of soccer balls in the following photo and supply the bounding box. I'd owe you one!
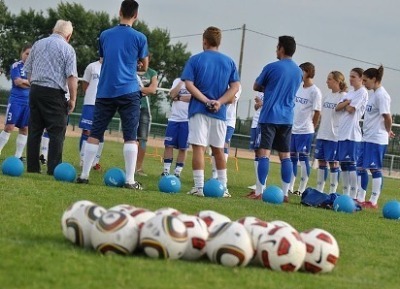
[61,200,340,273]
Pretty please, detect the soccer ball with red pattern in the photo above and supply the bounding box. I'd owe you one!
[206,221,254,267]
[177,214,209,260]
[300,228,340,273]
[196,210,231,233]
[257,226,306,272]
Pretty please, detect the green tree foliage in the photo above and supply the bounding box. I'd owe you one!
[0,2,191,97]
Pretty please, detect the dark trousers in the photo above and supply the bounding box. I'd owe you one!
[27,84,68,175]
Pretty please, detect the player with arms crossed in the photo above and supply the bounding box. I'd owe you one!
[357,66,393,208]
[253,36,303,201]
[181,26,240,197]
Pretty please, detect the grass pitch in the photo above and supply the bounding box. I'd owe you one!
[0,134,399,289]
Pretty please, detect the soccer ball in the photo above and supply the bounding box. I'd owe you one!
[269,220,295,230]
[203,178,224,198]
[237,216,271,264]
[333,195,356,213]
[177,214,209,261]
[61,200,96,238]
[206,221,254,267]
[108,204,136,214]
[62,204,107,248]
[139,214,189,259]
[382,200,400,220]
[154,207,181,216]
[128,207,156,229]
[262,185,284,204]
[300,228,340,273]
[1,156,24,177]
[158,175,181,193]
[90,211,139,255]
[196,210,231,233]
[257,226,306,272]
[104,168,126,187]
[54,162,76,182]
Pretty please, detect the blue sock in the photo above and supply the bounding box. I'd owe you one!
[291,155,298,177]
[357,169,369,191]
[257,156,270,185]
[281,158,292,184]
[223,147,229,154]
[79,134,89,151]
[164,158,173,164]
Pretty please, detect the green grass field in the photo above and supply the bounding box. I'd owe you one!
[1,133,399,289]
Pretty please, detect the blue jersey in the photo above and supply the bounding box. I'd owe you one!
[181,50,239,121]
[255,59,302,125]
[10,61,30,104]
[97,25,148,98]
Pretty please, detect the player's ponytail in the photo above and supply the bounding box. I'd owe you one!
[363,65,384,83]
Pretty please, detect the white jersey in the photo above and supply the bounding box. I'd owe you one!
[251,92,264,128]
[362,86,391,145]
[293,84,322,134]
[168,78,190,122]
[316,91,345,141]
[82,61,101,105]
[226,85,242,128]
[337,86,368,141]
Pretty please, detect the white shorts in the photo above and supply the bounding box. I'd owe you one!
[188,114,226,148]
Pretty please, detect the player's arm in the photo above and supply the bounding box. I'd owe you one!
[218,81,240,105]
[312,110,321,129]
[139,56,149,74]
[254,96,263,110]
[141,74,157,96]
[81,81,89,92]
[383,113,393,136]
[13,77,30,88]
[335,99,350,111]
[67,75,78,114]
[185,80,209,104]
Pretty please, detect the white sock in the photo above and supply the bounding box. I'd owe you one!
[316,168,326,192]
[217,169,227,189]
[15,134,27,158]
[349,171,358,199]
[41,136,50,159]
[369,177,382,205]
[357,175,366,202]
[224,153,229,163]
[342,171,350,195]
[163,162,172,174]
[282,180,290,197]
[211,156,217,179]
[0,131,11,152]
[193,170,204,189]
[124,142,138,184]
[80,143,98,179]
[80,140,87,166]
[329,171,339,194]
[92,141,104,166]
[298,160,309,193]
[289,173,296,193]
[254,160,263,196]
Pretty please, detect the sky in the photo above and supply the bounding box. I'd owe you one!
[3,0,400,119]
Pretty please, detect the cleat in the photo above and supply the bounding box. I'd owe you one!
[223,190,232,198]
[76,177,89,184]
[135,169,148,177]
[245,190,256,198]
[19,157,26,162]
[290,190,302,196]
[187,187,204,197]
[362,201,378,209]
[123,181,143,190]
[161,172,169,177]
[249,193,262,200]
[284,196,289,203]
[39,154,47,165]
[92,163,102,171]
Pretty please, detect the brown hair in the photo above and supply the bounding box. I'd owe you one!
[363,65,384,83]
[299,62,315,79]
[330,71,348,92]
[203,26,221,47]
[351,67,364,78]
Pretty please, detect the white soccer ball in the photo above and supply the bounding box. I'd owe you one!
[62,204,107,248]
[257,226,306,272]
[206,221,254,267]
[237,216,272,264]
[177,214,209,261]
[108,204,136,214]
[154,207,181,216]
[300,228,340,273]
[196,210,231,233]
[139,214,188,259]
[61,200,95,235]
[128,207,156,229]
[269,220,295,230]
[90,211,139,255]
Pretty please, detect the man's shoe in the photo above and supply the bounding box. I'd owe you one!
[76,177,89,184]
[187,187,204,197]
[223,190,232,198]
[92,163,102,171]
[39,154,47,165]
[362,201,378,209]
[123,181,143,190]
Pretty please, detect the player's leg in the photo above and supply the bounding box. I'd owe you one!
[314,139,327,192]
[0,103,17,155]
[92,141,104,170]
[174,121,189,178]
[356,142,368,202]
[289,135,298,194]
[136,108,150,176]
[297,133,313,194]
[15,127,28,159]
[274,125,292,201]
[162,121,177,176]
[210,117,228,196]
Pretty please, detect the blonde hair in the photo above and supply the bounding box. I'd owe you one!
[53,20,73,37]
[330,71,348,92]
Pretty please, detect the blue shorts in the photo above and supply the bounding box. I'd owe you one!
[290,133,313,154]
[357,142,387,169]
[79,105,95,130]
[336,140,360,162]
[90,92,141,142]
[5,102,29,128]
[164,121,189,149]
[314,139,338,161]
[249,127,260,150]
[259,123,292,152]
[225,126,235,144]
